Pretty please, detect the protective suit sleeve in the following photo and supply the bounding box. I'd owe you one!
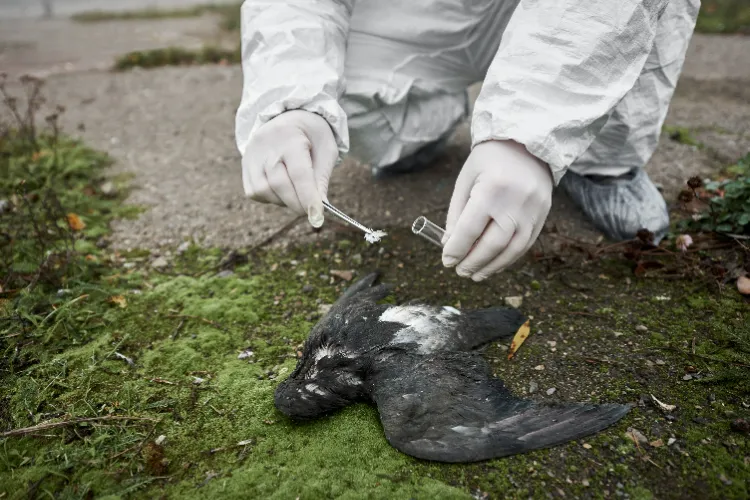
[235,0,354,158]
[471,0,670,185]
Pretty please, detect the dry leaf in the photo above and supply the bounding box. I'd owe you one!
[738,275,750,296]
[582,443,592,449]
[650,439,664,448]
[507,320,531,360]
[66,213,86,231]
[650,394,676,412]
[109,295,127,308]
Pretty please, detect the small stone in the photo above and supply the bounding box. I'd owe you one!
[100,181,116,196]
[504,296,523,308]
[625,428,648,445]
[238,349,254,360]
[546,340,557,348]
[730,418,750,434]
[318,304,332,315]
[683,374,693,381]
[215,270,234,278]
[529,381,538,394]
[655,359,666,365]
[302,284,314,293]
[177,241,190,254]
[546,387,557,396]
[582,480,590,487]
[0,199,10,214]
[635,325,648,332]
[155,435,167,446]
[151,257,168,269]
[534,365,545,371]
[613,331,625,337]
[667,437,676,446]
[582,443,592,449]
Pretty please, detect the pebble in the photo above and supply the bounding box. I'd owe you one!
[151,256,168,269]
[730,418,749,433]
[302,284,315,293]
[177,241,190,254]
[215,270,234,278]
[683,374,693,381]
[667,437,676,446]
[534,365,545,371]
[529,381,538,394]
[99,181,116,196]
[155,435,167,446]
[546,388,557,396]
[613,331,625,337]
[635,325,648,332]
[655,359,666,365]
[582,443,592,449]
[0,199,9,214]
[718,474,733,486]
[582,480,590,487]
[626,428,648,445]
[504,296,523,308]
[318,304,332,315]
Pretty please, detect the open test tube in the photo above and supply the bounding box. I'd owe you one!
[411,216,445,248]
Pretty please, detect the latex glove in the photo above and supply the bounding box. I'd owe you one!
[442,140,553,281]
[242,110,338,227]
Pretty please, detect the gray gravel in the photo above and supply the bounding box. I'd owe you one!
[2,14,749,251]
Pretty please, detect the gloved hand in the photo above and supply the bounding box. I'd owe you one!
[442,140,553,281]
[242,110,339,228]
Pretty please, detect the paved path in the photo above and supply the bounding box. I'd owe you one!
[2,14,749,251]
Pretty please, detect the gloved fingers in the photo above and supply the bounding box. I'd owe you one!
[442,195,491,268]
[265,161,306,214]
[454,215,517,278]
[282,142,324,226]
[245,156,283,205]
[443,167,474,244]
[471,226,532,281]
[310,133,338,204]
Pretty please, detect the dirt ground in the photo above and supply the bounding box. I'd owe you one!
[0,14,748,252]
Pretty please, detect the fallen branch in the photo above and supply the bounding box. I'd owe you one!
[1,416,158,438]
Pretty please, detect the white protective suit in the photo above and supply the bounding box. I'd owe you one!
[235,0,700,185]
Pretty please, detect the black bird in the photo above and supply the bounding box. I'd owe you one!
[274,272,631,463]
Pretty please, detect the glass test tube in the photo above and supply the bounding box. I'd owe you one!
[411,216,445,248]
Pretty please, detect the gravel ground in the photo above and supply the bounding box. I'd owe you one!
[2,14,749,251]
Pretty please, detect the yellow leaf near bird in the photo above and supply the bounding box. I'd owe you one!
[67,213,86,231]
[109,295,127,308]
[738,275,750,296]
[507,319,531,360]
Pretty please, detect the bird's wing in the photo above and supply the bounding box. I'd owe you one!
[369,350,631,463]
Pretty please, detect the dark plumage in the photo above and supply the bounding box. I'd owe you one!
[274,272,631,463]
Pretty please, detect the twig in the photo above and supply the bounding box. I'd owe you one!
[652,346,750,368]
[166,314,227,332]
[1,416,158,438]
[170,318,186,340]
[249,214,305,253]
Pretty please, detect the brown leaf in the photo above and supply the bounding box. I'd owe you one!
[507,320,531,360]
[330,269,354,281]
[108,295,127,308]
[738,275,750,296]
[66,213,86,231]
[649,439,664,448]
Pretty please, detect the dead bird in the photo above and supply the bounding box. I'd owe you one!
[274,272,631,463]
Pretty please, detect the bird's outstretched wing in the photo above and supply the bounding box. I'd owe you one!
[369,349,631,463]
